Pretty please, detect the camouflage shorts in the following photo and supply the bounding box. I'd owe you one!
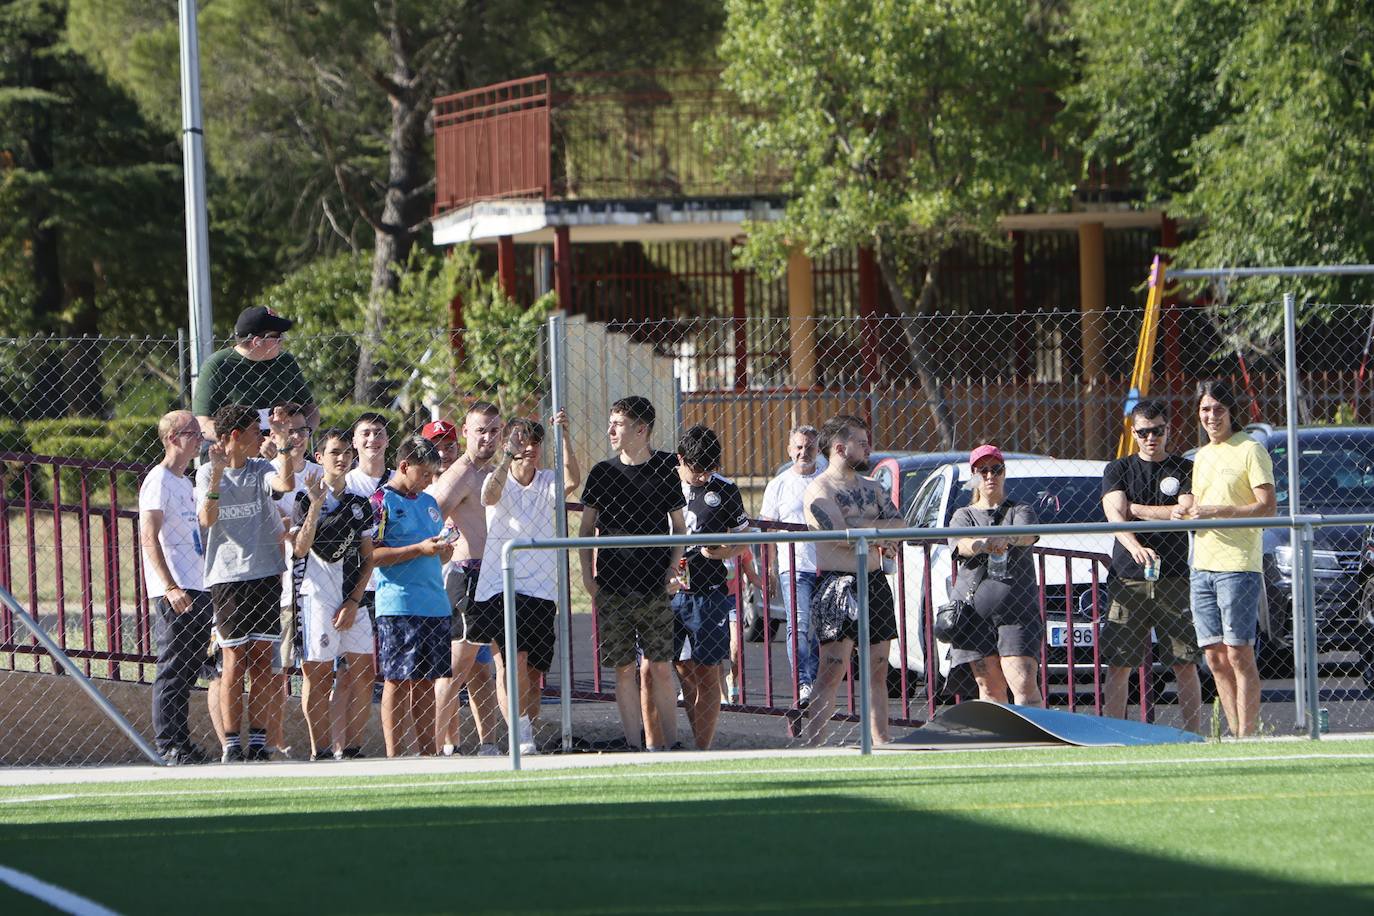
[596,590,675,668]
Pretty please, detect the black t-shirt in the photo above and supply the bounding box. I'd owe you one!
[682,474,750,594]
[1101,454,1192,579]
[293,489,377,597]
[581,450,686,595]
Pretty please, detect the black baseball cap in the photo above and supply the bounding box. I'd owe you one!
[235,306,294,337]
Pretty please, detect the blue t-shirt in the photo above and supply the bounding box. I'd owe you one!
[371,486,448,618]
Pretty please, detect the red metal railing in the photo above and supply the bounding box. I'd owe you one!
[433,70,1139,215]
[0,453,154,683]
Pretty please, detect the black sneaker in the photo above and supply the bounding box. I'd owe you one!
[245,745,273,762]
[309,749,334,762]
[176,744,211,764]
[339,746,366,759]
[221,745,245,763]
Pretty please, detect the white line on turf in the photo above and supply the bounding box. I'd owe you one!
[0,794,77,804]
[0,865,122,916]
[5,752,1372,805]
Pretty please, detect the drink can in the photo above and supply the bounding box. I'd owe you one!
[1143,557,1160,581]
[881,555,896,575]
[1318,708,1329,734]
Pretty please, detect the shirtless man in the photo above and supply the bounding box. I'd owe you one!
[427,402,506,755]
[797,415,906,747]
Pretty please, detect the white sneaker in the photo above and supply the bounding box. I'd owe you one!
[519,740,539,756]
[798,683,814,707]
[477,743,501,757]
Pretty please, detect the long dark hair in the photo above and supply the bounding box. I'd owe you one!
[1197,379,1240,418]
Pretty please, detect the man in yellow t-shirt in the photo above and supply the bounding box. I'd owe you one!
[1173,381,1275,737]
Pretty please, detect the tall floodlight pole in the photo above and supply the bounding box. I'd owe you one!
[179,0,214,383]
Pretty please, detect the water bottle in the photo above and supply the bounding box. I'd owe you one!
[1143,556,1161,582]
[987,547,1008,579]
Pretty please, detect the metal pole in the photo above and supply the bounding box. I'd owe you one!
[178,0,214,384]
[502,542,523,771]
[177,328,189,410]
[0,585,165,766]
[1281,292,1307,729]
[854,537,872,756]
[1300,523,1321,740]
[548,312,573,751]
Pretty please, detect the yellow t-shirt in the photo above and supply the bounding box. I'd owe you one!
[1192,432,1275,572]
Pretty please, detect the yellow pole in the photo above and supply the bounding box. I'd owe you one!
[1117,256,1167,457]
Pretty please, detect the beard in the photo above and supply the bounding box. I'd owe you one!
[846,456,871,473]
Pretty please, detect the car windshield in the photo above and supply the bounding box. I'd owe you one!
[950,476,1105,525]
[1269,439,1374,508]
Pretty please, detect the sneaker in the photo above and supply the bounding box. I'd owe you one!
[441,744,456,757]
[339,746,366,759]
[798,683,814,708]
[245,745,273,762]
[178,744,211,764]
[221,745,245,764]
[784,706,806,740]
[309,749,334,762]
[477,743,501,757]
[519,740,539,756]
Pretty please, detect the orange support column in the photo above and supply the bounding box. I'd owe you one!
[787,247,818,390]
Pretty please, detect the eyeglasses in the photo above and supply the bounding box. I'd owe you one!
[974,464,1005,477]
[258,332,283,340]
[170,428,202,441]
[287,426,310,437]
[1133,425,1167,439]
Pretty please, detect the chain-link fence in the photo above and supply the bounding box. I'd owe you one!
[3,297,1373,767]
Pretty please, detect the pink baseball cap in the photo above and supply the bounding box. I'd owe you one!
[969,444,1005,469]
[421,420,458,443]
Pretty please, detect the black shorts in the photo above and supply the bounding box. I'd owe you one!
[445,562,482,641]
[211,577,283,648]
[815,571,899,645]
[478,594,558,672]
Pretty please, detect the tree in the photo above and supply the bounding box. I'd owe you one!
[713,0,1068,446]
[0,0,184,416]
[1066,0,1374,351]
[72,0,724,404]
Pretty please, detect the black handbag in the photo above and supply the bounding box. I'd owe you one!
[932,499,1017,645]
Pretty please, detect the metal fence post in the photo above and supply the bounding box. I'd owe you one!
[502,542,523,771]
[1298,522,1321,739]
[855,536,872,756]
[548,312,573,752]
[1281,291,1308,731]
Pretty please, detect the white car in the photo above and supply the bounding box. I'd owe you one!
[887,458,1115,694]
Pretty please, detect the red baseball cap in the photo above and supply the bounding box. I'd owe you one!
[421,420,458,443]
[969,444,1005,469]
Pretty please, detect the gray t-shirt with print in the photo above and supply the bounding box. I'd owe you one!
[196,457,287,587]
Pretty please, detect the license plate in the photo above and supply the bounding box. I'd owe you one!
[1047,622,1095,649]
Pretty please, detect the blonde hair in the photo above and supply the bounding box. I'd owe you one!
[157,410,192,443]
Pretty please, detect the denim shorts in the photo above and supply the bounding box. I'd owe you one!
[376,615,453,681]
[1189,570,1261,648]
[672,591,733,666]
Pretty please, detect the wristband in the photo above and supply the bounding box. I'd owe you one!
[205,492,220,500]
[505,449,517,459]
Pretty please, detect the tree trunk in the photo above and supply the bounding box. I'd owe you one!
[352,31,432,405]
[875,252,956,449]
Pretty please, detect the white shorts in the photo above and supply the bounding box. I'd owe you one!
[300,592,375,662]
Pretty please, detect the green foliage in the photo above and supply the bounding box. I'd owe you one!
[713,0,1069,294]
[1068,0,1374,347]
[373,246,553,418]
[253,251,371,406]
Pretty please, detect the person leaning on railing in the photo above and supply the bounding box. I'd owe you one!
[946,444,1043,707]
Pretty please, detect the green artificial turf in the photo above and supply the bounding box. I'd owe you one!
[3,741,1374,914]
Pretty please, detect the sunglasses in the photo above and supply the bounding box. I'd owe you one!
[1133,425,1167,439]
[258,332,284,340]
[974,464,1005,476]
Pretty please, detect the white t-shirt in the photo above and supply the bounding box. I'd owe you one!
[475,468,559,602]
[139,465,206,598]
[759,467,820,574]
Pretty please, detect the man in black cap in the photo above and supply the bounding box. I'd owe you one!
[193,306,319,441]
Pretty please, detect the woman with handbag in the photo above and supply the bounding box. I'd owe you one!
[947,445,1043,705]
